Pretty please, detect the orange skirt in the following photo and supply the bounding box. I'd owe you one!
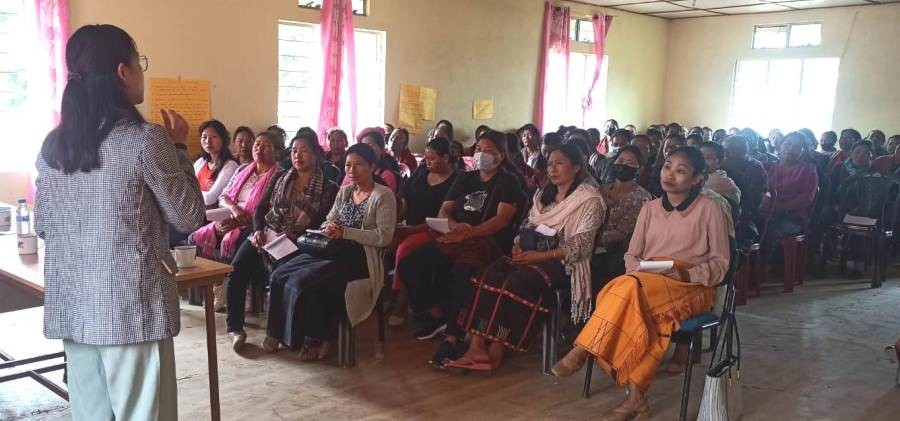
[574,272,714,391]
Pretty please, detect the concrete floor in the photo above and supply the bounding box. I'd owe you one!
[2,277,900,420]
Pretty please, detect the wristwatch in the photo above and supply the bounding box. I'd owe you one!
[174,143,187,150]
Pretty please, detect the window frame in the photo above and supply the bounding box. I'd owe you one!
[752,22,822,50]
[569,18,594,44]
[297,0,368,17]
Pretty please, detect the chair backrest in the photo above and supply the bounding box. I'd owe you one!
[837,173,900,228]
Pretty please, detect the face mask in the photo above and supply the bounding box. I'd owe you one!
[611,163,638,182]
[474,152,499,171]
[608,146,621,156]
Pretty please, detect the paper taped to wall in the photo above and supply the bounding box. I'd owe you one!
[148,77,210,157]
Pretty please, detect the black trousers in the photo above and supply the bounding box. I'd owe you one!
[226,237,272,333]
[398,242,477,338]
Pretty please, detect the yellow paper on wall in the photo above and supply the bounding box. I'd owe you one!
[473,98,494,120]
[420,87,437,121]
[398,84,422,134]
[148,77,211,157]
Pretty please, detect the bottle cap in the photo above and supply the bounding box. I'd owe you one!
[17,199,26,204]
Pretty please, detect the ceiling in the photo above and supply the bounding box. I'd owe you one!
[573,0,900,19]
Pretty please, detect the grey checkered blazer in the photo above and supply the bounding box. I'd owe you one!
[35,122,205,346]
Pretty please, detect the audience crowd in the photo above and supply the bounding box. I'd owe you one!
[179,116,897,420]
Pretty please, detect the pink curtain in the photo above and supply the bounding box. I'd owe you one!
[534,2,570,133]
[582,13,612,127]
[317,0,357,149]
[26,0,69,202]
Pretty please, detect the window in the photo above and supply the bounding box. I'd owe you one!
[0,0,26,112]
[752,23,822,49]
[567,53,608,127]
[277,21,385,136]
[728,57,840,135]
[569,18,594,43]
[298,0,368,16]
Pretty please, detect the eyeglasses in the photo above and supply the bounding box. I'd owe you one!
[138,55,149,72]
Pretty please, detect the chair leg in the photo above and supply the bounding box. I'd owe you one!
[706,327,718,352]
[542,321,551,375]
[798,238,807,286]
[750,247,762,297]
[551,290,564,371]
[348,323,356,368]
[680,333,697,421]
[781,238,795,293]
[582,358,595,399]
[736,254,749,306]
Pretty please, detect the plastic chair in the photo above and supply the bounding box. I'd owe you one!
[582,237,738,421]
[541,288,567,375]
[337,284,387,368]
[821,173,900,287]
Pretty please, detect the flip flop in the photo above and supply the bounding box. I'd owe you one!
[445,357,494,376]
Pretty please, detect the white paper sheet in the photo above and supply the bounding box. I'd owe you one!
[426,217,451,234]
[205,207,232,222]
[843,214,877,226]
[250,228,280,247]
[262,234,298,260]
[305,229,326,235]
[535,224,558,237]
[639,260,674,273]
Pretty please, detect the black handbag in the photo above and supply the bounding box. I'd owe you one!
[518,227,559,252]
[295,232,355,259]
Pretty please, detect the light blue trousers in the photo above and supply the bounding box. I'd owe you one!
[63,338,178,421]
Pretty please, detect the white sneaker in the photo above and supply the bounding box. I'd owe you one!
[262,336,280,352]
[231,331,247,352]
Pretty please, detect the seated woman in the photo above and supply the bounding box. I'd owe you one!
[699,141,741,205]
[389,128,418,173]
[343,127,401,193]
[448,144,605,372]
[519,124,545,171]
[233,126,255,165]
[874,135,900,175]
[591,146,654,290]
[388,137,458,325]
[264,143,396,360]
[227,131,339,351]
[195,119,240,208]
[397,130,526,367]
[551,147,729,420]
[190,131,284,310]
[324,128,349,181]
[760,132,818,265]
[506,132,546,195]
[825,140,875,277]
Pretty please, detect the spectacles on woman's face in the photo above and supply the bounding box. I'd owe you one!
[138,55,149,72]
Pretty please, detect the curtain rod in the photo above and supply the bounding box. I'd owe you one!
[558,0,619,17]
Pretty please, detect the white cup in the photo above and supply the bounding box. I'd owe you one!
[171,245,197,268]
[17,233,37,255]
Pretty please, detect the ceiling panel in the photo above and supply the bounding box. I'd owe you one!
[712,3,794,13]
[585,0,897,19]
[671,0,768,8]
[653,9,722,18]
[781,0,871,8]
[617,2,691,13]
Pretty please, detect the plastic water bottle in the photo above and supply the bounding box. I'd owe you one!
[15,199,30,235]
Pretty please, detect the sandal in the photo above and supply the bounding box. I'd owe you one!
[445,357,494,376]
[316,340,332,360]
[599,399,651,421]
[299,338,321,362]
[429,340,459,369]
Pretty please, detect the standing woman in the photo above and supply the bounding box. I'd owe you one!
[195,119,239,207]
[35,25,205,420]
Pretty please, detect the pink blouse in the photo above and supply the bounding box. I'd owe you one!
[625,195,730,287]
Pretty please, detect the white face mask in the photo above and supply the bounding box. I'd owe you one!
[473,151,499,171]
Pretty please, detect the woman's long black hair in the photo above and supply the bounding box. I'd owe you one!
[41,24,145,174]
[539,143,585,207]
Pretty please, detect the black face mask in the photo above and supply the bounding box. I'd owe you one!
[611,163,638,182]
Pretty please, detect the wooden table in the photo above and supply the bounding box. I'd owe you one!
[0,233,232,421]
